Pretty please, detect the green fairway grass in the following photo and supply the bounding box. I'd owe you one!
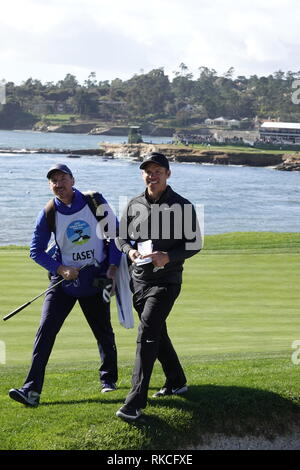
[177,142,293,155]
[0,232,300,450]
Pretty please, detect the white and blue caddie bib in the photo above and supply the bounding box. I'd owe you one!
[55,204,105,267]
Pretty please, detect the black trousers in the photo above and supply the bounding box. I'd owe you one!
[22,278,118,394]
[125,282,186,409]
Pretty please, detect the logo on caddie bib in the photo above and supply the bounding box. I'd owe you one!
[66,220,91,245]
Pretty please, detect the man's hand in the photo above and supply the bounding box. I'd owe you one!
[106,264,118,280]
[141,251,170,267]
[128,249,141,263]
[57,265,80,280]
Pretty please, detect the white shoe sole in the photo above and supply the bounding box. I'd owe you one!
[116,409,142,420]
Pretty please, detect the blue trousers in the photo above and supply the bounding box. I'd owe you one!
[22,278,118,394]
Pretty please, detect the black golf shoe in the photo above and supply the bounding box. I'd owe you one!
[152,385,188,397]
[101,382,117,393]
[116,405,142,421]
[9,388,40,407]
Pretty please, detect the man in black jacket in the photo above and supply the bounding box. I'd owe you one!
[116,152,201,420]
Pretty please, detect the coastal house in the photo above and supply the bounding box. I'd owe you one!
[228,119,241,128]
[205,117,241,128]
[259,121,300,144]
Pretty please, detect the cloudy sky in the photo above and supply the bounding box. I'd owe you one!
[1,0,300,84]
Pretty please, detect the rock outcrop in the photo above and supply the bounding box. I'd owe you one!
[32,122,99,134]
[48,123,98,134]
[275,153,300,171]
[99,143,287,168]
[2,141,299,170]
[88,125,175,137]
[89,126,129,136]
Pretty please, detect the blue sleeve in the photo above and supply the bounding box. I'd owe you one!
[29,209,61,274]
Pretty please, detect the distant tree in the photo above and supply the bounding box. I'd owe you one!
[192,67,219,117]
[2,67,300,128]
[173,63,193,79]
[0,101,37,129]
[97,80,110,97]
[110,78,126,100]
[21,78,44,91]
[223,67,235,79]
[56,74,79,90]
[41,89,72,102]
[71,88,99,116]
[126,68,172,116]
[84,72,97,88]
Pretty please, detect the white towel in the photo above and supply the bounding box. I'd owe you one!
[115,253,134,329]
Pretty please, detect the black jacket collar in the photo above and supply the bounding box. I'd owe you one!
[145,185,172,204]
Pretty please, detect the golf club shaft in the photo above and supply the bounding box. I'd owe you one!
[3,262,91,321]
[3,277,65,321]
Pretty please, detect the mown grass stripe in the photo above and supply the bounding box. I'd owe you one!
[0,232,299,450]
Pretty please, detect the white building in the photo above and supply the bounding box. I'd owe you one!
[259,121,300,143]
[205,117,240,127]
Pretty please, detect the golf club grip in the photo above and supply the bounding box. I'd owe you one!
[3,301,31,321]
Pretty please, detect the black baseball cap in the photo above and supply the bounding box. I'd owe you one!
[139,152,170,170]
[47,163,73,179]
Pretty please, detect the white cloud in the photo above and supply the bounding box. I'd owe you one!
[1,1,66,33]
[1,0,300,84]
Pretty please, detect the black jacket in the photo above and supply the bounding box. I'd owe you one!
[116,185,201,284]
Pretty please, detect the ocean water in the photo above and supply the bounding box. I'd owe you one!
[0,129,172,150]
[0,131,299,245]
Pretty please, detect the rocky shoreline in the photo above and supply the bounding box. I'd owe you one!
[98,143,300,171]
[32,122,175,137]
[1,143,300,170]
